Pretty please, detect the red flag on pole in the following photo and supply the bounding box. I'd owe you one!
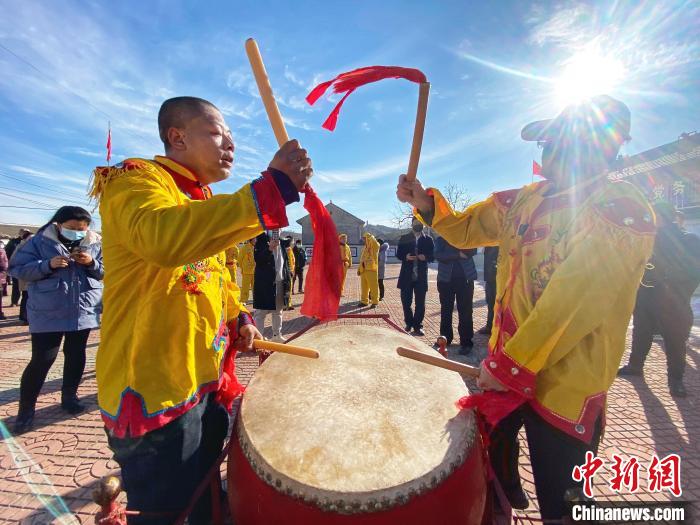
[106,124,112,164]
[532,160,542,176]
[306,66,427,131]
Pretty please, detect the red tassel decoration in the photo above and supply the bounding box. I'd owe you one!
[307,66,427,131]
[456,390,526,429]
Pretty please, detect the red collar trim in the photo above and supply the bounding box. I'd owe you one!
[154,156,212,201]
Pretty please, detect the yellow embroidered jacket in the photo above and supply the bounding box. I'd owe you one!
[359,232,379,272]
[418,178,655,442]
[239,242,256,275]
[341,243,352,268]
[92,156,290,438]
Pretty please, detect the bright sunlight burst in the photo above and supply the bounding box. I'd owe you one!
[554,45,625,108]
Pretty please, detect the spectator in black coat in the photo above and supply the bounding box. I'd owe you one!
[479,246,499,335]
[396,218,434,336]
[292,239,307,294]
[253,232,291,342]
[5,228,30,307]
[618,202,700,397]
[434,237,477,353]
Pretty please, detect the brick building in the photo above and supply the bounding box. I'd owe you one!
[609,132,700,235]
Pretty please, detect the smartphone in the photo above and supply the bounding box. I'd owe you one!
[71,246,87,255]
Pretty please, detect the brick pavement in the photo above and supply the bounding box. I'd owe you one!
[0,264,698,524]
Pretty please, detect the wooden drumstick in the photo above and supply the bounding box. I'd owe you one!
[396,346,480,378]
[245,38,290,147]
[253,339,319,359]
[405,82,430,181]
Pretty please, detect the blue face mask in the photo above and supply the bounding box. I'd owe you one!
[61,228,87,241]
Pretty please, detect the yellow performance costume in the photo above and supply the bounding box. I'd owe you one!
[286,245,295,306]
[225,244,239,285]
[91,155,290,438]
[239,241,255,303]
[358,232,380,306]
[418,178,654,442]
[339,234,352,294]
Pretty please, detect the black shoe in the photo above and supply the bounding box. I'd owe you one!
[61,397,85,415]
[405,325,412,332]
[506,486,530,510]
[477,327,491,335]
[13,410,34,434]
[0,313,6,320]
[458,342,473,355]
[412,328,425,337]
[670,382,688,398]
[617,365,642,377]
[359,302,369,307]
[369,304,377,309]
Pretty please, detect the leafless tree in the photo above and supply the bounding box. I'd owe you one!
[391,181,472,229]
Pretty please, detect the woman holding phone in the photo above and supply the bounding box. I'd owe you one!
[9,206,104,434]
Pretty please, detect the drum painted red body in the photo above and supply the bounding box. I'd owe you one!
[227,431,491,525]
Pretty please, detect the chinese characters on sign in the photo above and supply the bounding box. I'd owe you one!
[572,453,681,498]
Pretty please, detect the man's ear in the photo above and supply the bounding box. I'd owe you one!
[166,127,187,151]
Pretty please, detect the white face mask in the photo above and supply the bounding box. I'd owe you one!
[60,227,87,241]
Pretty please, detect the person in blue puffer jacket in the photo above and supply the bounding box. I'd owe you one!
[9,206,104,434]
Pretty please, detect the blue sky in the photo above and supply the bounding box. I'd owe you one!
[1,0,698,232]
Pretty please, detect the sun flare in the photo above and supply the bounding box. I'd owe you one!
[554,47,625,108]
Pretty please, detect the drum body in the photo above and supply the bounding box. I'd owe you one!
[228,326,489,525]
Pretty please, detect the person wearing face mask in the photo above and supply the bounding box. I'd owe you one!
[396,218,435,336]
[339,234,352,295]
[396,95,654,520]
[8,206,104,434]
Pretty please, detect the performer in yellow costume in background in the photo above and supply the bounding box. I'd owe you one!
[339,234,352,295]
[358,231,379,308]
[239,237,256,303]
[397,96,654,521]
[225,244,239,285]
[285,239,295,309]
[90,96,313,524]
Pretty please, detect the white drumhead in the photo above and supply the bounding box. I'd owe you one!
[238,325,475,513]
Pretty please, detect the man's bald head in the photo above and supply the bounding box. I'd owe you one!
[158,96,219,151]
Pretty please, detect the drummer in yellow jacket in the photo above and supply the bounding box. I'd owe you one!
[339,234,352,295]
[90,96,314,523]
[239,237,256,303]
[225,244,239,285]
[397,96,654,520]
[358,232,380,308]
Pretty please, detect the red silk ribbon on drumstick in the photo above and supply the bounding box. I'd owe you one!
[306,66,427,131]
[457,390,526,430]
[300,185,342,321]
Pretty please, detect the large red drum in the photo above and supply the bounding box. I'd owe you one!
[228,326,490,524]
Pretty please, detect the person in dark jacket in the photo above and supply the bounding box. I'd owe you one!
[5,228,31,307]
[292,239,307,294]
[396,218,435,336]
[377,239,389,301]
[478,246,499,335]
[618,201,700,397]
[8,206,104,434]
[253,231,291,342]
[434,236,477,353]
[0,244,7,320]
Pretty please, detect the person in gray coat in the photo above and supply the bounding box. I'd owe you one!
[9,206,104,434]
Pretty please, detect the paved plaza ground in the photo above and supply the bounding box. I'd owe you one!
[0,264,698,524]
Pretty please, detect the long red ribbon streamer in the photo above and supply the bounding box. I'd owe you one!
[306,65,427,131]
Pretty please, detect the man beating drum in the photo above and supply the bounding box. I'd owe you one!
[90,96,313,524]
[397,95,655,521]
